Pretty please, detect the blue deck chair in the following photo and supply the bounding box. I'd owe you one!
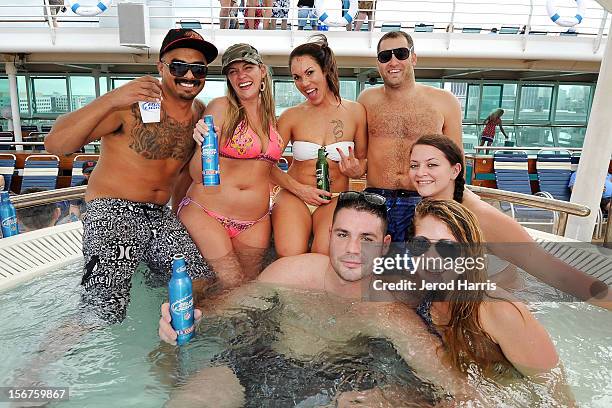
[0,153,16,192]
[493,151,551,220]
[20,125,38,138]
[570,152,581,173]
[20,155,60,193]
[536,150,572,201]
[0,132,14,151]
[71,155,99,186]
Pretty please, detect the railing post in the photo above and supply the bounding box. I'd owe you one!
[523,0,534,51]
[555,212,568,236]
[42,0,57,44]
[594,10,608,54]
[446,0,456,50]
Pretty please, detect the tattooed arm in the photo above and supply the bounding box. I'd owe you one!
[46,76,162,155]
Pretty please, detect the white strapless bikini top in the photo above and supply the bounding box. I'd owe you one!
[292,141,355,162]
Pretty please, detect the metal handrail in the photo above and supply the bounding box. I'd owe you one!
[10,185,86,209]
[7,184,596,237]
[473,146,584,152]
[468,185,590,216]
[0,1,609,34]
[467,184,590,235]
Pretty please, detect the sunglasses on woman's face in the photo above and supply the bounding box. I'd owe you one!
[377,47,413,64]
[163,61,208,79]
[407,236,462,259]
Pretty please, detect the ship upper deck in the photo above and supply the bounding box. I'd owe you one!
[0,0,610,76]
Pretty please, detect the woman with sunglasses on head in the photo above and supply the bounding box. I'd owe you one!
[406,199,575,405]
[271,35,368,257]
[175,44,281,288]
[409,134,611,309]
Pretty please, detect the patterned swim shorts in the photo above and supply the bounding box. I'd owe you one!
[80,198,214,324]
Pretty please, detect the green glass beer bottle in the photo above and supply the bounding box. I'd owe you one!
[316,147,330,200]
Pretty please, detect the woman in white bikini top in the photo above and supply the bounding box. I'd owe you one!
[270,35,367,258]
[291,141,355,162]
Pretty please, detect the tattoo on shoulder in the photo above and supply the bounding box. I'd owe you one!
[128,104,196,161]
[330,119,344,142]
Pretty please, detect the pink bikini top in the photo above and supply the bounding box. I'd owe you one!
[219,120,283,164]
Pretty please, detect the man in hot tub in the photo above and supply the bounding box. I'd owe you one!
[158,191,490,406]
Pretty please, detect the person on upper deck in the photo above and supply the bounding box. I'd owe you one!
[357,30,463,242]
[480,108,508,147]
[270,35,368,257]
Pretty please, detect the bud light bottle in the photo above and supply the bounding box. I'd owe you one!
[169,254,195,345]
[0,191,19,238]
[201,115,220,186]
[316,147,330,200]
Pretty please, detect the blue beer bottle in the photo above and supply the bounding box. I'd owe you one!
[168,254,195,345]
[201,115,220,186]
[0,191,19,238]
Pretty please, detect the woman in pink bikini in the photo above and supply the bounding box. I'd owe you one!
[178,43,281,288]
[271,35,368,257]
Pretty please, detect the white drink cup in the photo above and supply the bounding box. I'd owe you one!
[138,101,161,123]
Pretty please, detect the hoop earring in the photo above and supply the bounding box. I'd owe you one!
[260,80,265,92]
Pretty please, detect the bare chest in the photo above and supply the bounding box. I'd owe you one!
[367,97,444,142]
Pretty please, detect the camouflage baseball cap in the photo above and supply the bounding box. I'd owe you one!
[221,43,263,74]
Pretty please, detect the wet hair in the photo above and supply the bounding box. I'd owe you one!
[332,193,388,235]
[410,199,514,376]
[289,34,341,103]
[17,188,59,231]
[412,134,465,202]
[377,31,414,53]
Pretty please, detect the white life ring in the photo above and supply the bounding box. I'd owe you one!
[315,0,358,27]
[546,0,585,27]
[67,0,113,17]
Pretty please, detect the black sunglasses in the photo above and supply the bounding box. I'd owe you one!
[338,191,387,206]
[407,236,462,259]
[377,47,413,64]
[163,61,208,79]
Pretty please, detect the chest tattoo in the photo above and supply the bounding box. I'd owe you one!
[129,105,196,161]
[330,119,344,142]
